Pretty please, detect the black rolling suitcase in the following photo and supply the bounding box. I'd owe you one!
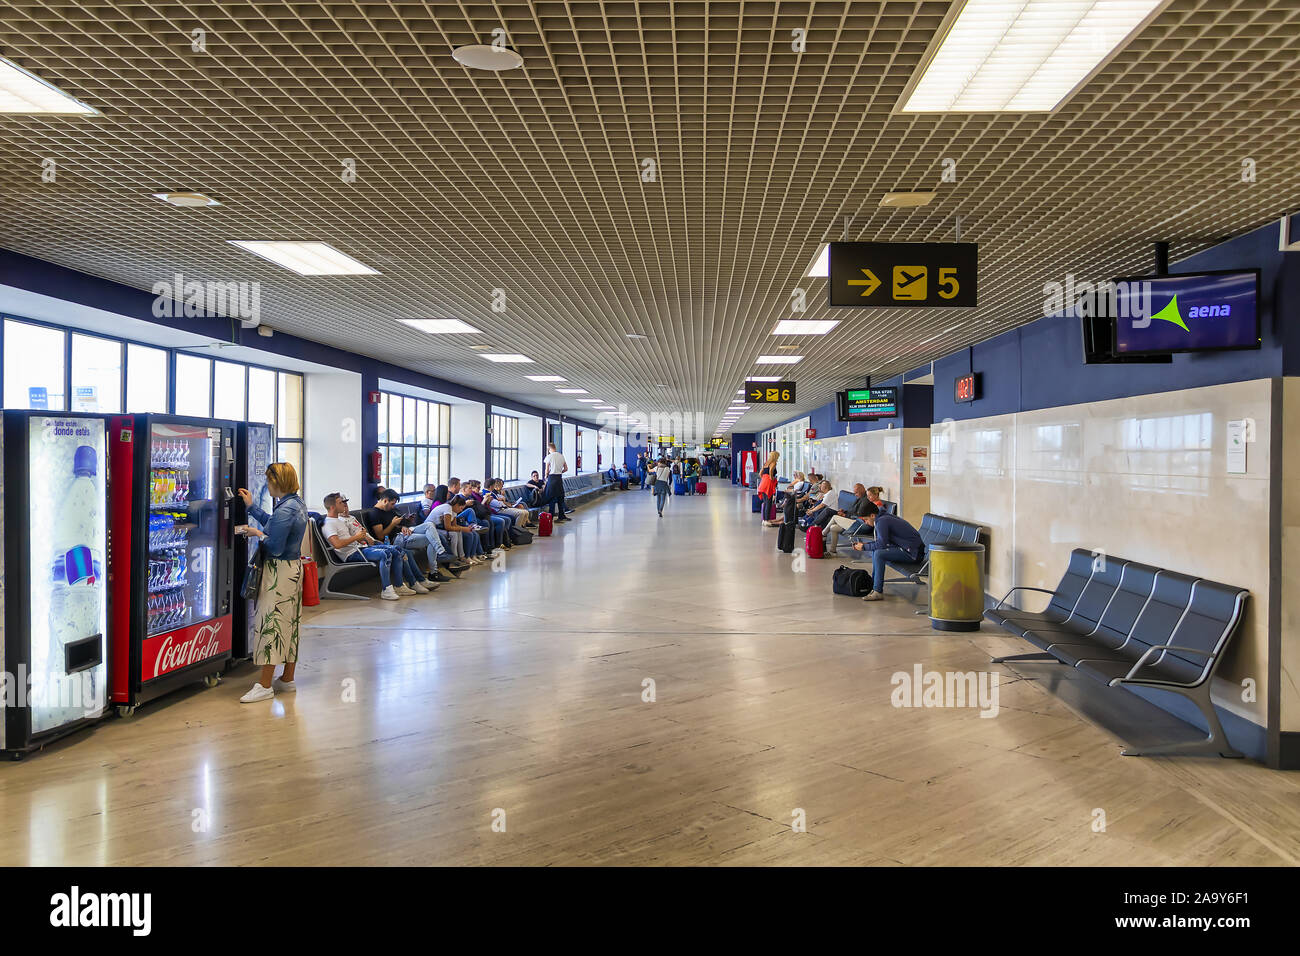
[777,521,796,553]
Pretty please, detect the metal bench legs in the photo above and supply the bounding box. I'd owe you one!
[319,569,372,601]
[1118,681,1244,759]
[990,651,1063,664]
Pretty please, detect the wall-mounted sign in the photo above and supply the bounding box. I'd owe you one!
[954,372,980,403]
[828,242,978,308]
[745,381,796,403]
[805,428,817,439]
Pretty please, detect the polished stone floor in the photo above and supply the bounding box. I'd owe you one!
[2,480,1297,866]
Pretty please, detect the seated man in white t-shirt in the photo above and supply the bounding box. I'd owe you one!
[321,492,430,600]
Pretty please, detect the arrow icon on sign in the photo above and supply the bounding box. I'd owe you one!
[747,387,763,401]
[847,268,880,297]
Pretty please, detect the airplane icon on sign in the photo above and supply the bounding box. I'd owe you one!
[892,266,927,300]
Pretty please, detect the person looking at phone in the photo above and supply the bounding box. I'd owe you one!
[322,492,431,599]
[236,463,307,704]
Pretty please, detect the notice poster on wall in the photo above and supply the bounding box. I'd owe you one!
[910,445,928,460]
[1226,420,1248,475]
[911,460,929,487]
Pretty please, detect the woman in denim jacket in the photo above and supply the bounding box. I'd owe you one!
[236,462,308,703]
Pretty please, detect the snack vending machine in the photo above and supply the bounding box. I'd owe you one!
[108,415,237,714]
[233,420,275,659]
[1,410,111,756]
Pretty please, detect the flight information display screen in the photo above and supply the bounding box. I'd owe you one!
[837,387,898,422]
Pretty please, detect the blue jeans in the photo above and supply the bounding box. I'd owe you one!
[403,523,445,568]
[455,525,486,556]
[654,481,669,513]
[485,514,508,547]
[854,546,917,593]
[540,475,566,515]
[351,545,408,589]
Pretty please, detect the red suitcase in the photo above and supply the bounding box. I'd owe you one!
[538,512,553,536]
[804,525,824,559]
[695,481,707,495]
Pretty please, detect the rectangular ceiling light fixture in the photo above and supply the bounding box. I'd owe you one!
[748,376,782,382]
[228,240,380,275]
[399,319,480,334]
[899,0,1165,113]
[555,388,588,394]
[0,56,98,114]
[526,375,566,381]
[804,244,829,278]
[771,320,839,335]
[481,353,533,363]
[756,355,803,365]
[576,398,603,403]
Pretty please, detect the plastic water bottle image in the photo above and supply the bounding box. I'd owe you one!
[48,444,105,712]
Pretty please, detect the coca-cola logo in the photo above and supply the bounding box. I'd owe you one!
[153,622,225,678]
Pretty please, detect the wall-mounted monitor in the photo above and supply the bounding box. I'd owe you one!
[1112,270,1260,356]
[836,387,898,422]
[1081,314,1171,365]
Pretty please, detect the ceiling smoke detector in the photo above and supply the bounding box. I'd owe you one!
[452,45,524,72]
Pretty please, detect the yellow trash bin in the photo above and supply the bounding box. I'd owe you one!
[928,542,985,632]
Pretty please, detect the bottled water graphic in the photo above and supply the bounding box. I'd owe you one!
[48,444,105,708]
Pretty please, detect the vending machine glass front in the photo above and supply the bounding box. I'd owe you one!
[27,415,108,734]
[146,423,222,635]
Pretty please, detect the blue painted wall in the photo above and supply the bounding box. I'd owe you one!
[934,215,1298,422]
[764,374,935,437]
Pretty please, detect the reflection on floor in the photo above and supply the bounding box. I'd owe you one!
[3,480,1297,866]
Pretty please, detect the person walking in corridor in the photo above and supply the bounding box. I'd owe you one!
[541,442,571,522]
[651,457,672,517]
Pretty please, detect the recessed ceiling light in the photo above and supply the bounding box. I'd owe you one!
[880,192,937,208]
[771,319,839,335]
[625,333,649,339]
[756,355,802,364]
[555,388,588,394]
[805,245,829,278]
[468,344,494,350]
[481,353,533,363]
[731,406,751,411]
[594,405,616,410]
[748,376,781,382]
[452,44,524,71]
[153,191,221,208]
[575,398,603,403]
[0,56,98,114]
[525,375,566,382]
[655,384,668,388]
[900,0,1164,113]
[399,318,480,334]
[228,241,379,276]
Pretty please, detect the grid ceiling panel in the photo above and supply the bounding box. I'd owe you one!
[0,0,1297,434]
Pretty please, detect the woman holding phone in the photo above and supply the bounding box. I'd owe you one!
[236,462,308,703]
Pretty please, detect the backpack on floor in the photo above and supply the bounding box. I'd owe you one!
[777,521,796,554]
[538,512,553,536]
[832,565,871,597]
[751,493,762,513]
[695,482,706,495]
[804,525,824,559]
[508,526,533,545]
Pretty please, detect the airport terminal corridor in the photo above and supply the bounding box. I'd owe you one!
[1,481,1295,868]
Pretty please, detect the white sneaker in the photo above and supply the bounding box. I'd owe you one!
[272,678,296,694]
[381,586,400,600]
[410,581,430,594]
[240,682,274,703]
[395,584,417,596]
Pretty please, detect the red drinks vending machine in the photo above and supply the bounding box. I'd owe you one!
[108,415,238,715]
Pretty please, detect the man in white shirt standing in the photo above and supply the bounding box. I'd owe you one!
[540,442,571,522]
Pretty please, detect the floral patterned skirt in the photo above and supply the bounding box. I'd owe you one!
[253,558,303,666]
